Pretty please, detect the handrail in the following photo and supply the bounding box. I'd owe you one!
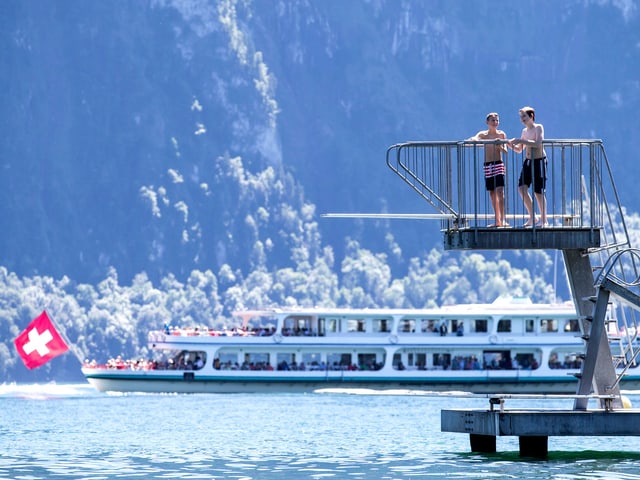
[385,142,459,217]
[386,139,628,247]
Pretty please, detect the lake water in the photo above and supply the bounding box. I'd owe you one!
[2,384,640,479]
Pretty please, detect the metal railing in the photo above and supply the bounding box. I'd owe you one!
[386,139,630,254]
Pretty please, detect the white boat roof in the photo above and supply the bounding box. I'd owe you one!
[233,296,577,319]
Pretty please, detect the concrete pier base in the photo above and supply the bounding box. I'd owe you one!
[469,434,496,453]
[518,435,548,458]
[469,432,548,458]
[442,407,640,458]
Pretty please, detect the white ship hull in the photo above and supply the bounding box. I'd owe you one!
[83,370,640,394]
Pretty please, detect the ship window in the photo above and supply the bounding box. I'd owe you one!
[564,319,580,332]
[372,318,390,333]
[318,318,326,336]
[514,352,540,370]
[415,353,427,369]
[241,352,270,370]
[451,354,481,370]
[497,319,511,332]
[346,319,366,332]
[327,318,340,333]
[525,319,535,333]
[301,352,323,370]
[170,350,207,370]
[277,353,302,370]
[214,351,238,370]
[421,319,437,333]
[327,352,352,369]
[541,319,558,332]
[474,319,488,333]
[549,351,581,369]
[358,353,382,370]
[483,350,512,369]
[432,353,451,370]
[392,353,406,370]
[401,319,415,333]
[451,320,464,335]
[283,316,312,336]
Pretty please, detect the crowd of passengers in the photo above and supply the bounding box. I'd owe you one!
[86,353,588,372]
[213,359,384,371]
[395,354,540,371]
[162,324,275,337]
[84,354,206,371]
[548,354,583,369]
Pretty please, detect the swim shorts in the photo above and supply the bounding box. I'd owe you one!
[484,161,505,191]
[518,157,547,194]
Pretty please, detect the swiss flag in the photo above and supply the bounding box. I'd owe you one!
[14,311,69,369]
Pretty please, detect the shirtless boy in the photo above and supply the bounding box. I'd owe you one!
[509,106,547,227]
[468,112,508,227]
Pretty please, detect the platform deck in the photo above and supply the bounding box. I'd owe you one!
[444,227,601,250]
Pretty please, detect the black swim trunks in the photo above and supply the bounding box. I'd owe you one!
[518,157,547,194]
[484,161,505,191]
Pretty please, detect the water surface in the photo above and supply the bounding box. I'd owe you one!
[2,384,640,479]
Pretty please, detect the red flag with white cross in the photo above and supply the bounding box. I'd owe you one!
[14,311,69,369]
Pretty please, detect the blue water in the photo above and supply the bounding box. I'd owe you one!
[2,384,640,479]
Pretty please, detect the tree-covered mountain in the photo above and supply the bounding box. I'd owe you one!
[2,0,640,381]
[3,0,639,283]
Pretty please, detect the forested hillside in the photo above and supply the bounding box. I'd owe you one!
[2,0,639,381]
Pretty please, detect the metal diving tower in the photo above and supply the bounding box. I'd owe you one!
[386,139,640,456]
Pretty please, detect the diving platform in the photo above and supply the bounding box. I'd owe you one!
[444,226,600,250]
[383,138,640,457]
[386,139,618,253]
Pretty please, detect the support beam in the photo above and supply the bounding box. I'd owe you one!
[562,249,621,409]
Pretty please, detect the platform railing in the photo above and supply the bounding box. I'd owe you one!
[386,139,630,254]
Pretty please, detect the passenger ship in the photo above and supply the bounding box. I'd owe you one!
[81,297,640,394]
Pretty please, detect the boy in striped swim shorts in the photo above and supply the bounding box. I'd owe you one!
[468,112,509,227]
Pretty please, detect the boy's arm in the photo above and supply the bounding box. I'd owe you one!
[498,132,509,152]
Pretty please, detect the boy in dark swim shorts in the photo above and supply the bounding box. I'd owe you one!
[518,156,547,195]
[509,106,548,227]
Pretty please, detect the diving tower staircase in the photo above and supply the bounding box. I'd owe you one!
[386,139,640,455]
